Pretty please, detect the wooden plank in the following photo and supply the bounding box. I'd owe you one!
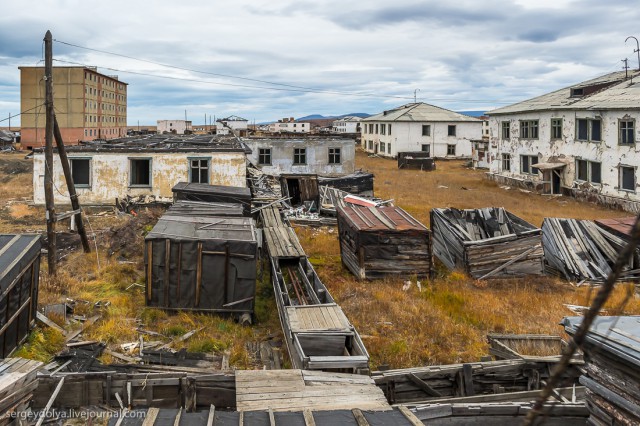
[408,373,442,397]
[36,312,65,333]
[397,406,424,426]
[142,408,160,426]
[206,405,216,426]
[35,377,65,426]
[303,409,316,426]
[352,408,370,426]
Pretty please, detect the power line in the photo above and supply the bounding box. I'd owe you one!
[0,103,47,123]
[51,40,515,104]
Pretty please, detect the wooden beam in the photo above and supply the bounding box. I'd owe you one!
[43,30,56,276]
[477,245,539,280]
[207,405,216,426]
[408,372,442,397]
[397,406,423,426]
[35,376,65,426]
[352,408,370,426]
[142,408,159,426]
[303,409,316,426]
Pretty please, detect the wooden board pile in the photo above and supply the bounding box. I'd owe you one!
[0,358,44,421]
[563,315,640,425]
[430,207,544,279]
[542,217,640,283]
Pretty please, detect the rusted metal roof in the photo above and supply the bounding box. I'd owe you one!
[337,204,428,232]
[595,217,635,239]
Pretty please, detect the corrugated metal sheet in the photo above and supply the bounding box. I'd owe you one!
[595,217,636,240]
[337,204,427,232]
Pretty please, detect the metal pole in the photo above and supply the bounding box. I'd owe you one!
[625,36,640,71]
[53,115,91,253]
[44,30,57,275]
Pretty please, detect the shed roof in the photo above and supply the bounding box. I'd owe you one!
[0,234,42,285]
[171,182,251,200]
[595,217,635,240]
[363,102,481,123]
[338,204,428,232]
[146,215,256,243]
[488,70,640,115]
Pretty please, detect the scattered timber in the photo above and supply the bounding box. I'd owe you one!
[164,200,245,218]
[542,217,640,283]
[171,182,252,216]
[279,174,319,208]
[372,358,583,405]
[0,358,44,420]
[0,234,43,358]
[563,315,640,425]
[486,333,581,362]
[144,213,257,317]
[397,152,436,171]
[430,207,544,279]
[337,203,432,279]
[319,185,349,215]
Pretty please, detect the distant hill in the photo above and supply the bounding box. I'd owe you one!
[456,110,487,117]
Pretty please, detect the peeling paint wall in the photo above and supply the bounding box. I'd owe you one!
[245,139,355,175]
[33,151,246,205]
[360,121,481,158]
[488,110,640,202]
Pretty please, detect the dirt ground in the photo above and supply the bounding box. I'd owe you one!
[2,149,639,370]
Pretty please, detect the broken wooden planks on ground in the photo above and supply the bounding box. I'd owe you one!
[430,207,544,279]
[486,333,581,362]
[0,358,45,420]
[372,358,583,405]
[542,217,640,283]
[337,203,432,280]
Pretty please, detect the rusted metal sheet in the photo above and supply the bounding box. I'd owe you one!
[595,217,636,240]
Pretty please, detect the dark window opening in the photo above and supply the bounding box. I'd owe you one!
[421,144,430,155]
[130,159,151,186]
[71,159,90,186]
[521,155,539,175]
[620,120,635,145]
[520,120,539,139]
[621,166,635,191]
[190,159,209,184]
[293,148,306,165]
[502,154,511,171]
[501,121,510,139]
[329,148,341,164]
[551,118,563,139]
[422,125,431,136]
[447,144,456,156]
[448,125,456,136]
[258,148,272,165]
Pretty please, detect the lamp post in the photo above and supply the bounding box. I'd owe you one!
[625,36,640,70]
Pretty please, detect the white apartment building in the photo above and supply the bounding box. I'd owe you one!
[332,116,361,133]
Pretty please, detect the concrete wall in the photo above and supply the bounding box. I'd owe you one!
[157,120,192,134]
[245,139,355,175]
[33,151,246,205]
[360,121,481,158]
[268,122,310,133]
[488,110,640,202]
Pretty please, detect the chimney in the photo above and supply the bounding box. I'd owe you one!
[290,117,294,122]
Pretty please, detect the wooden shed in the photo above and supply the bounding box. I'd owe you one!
[171,182,251,216]
[0,234,42,358]
[397,152,436,171]
[337,204,432,279]
[280,174,319,208]
[144,213,257,318]
[430,207,544,279]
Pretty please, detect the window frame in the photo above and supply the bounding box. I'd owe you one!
[328,147,341,164]
[422,124,431,136]
[519,120,539,139]
[501,121,510,140]
[293,148,307,165]
[551,118,563,140]
[421,144,430,155]
[379,142,386,153]
[70,157,91,188]
[447,125,456,137]
[258,148,272,166]
[129,157,152,187]
[575,159,601,184]
[619,165,636,192]
[188,157,210,184]
[619,119,635,145]
[447,144,456,156]
[520,155,539,175]
[501,153,511,172]
[575,118,602,142]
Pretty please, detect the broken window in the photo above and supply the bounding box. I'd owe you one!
[448,125,456,136]
[519,120,539,139]
[421,144,430,155]
[551,118,563,139]
[388,124,392,135]
[620,120,635,145]
[591,162,602,184]
[447,144,456,156]
[501,121,510,140]
[388,143,391,154]
[575,159,601,184]
[520,155,539,175]
[620,166,636,191]
[293,148,306,165]
[130,158,151,186]
[576,118,601,142]
[189,158,209,184]
[70,158,90,187]
[258,148,272,165]
[422,125,431,136]
[576,159,588,181]
[328,148,341,164]
[502,154,511,171]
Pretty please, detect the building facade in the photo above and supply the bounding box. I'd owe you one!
[216,115,249,136]
[157,120,192,134]
[487,71,640,211]
[33,136,246,205]
[20,66,127,148]
[332,116,361,133]
[360,103,482,158]
[268,118,310,133]
[244,138,355,175]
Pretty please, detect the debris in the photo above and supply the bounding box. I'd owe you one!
[438,185,449,189]
[157,328,204,351]
[402,280,412,291]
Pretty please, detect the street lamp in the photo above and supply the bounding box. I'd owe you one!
[625,36,640,71]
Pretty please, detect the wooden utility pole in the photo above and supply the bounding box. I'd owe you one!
[44,30,57,275]
[53,116,91,253]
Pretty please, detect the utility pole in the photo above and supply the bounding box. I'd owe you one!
[44,30,57,275]
[414,88,420,103]
[8,113,10,131]
[625,36,640,71]
[623,58,629,79]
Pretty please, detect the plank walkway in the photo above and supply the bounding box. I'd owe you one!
[286,304,352,333]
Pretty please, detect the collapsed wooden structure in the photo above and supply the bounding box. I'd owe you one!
[260,205,370,373]
[563,315,640,425]
[430,207,544,279]
[337,203,432,279]
[144,208,257,318]
[172,182,252,216]
[542,217,640,282]
[318,171,374,196]
[0,234,42,358]
[279,174,319,208]
[397,151,436,171]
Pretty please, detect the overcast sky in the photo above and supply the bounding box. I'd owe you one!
[1,0,639,126]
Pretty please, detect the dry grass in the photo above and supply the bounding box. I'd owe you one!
[294,149,640,369]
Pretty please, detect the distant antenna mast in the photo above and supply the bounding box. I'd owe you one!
[622,58,630,79]
[625,36,640,70]
[414,89,420,103]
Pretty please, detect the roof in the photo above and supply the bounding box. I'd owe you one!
[563,316,640,368]
[34,134,249,153]
[0,234,42,286]
[595,217,636,239]
[334,116,362,122]
[338,204,429,232]
[362,102,482,123]
[488,70,640,115]
[218,115,248,122]
[146,215,256,243]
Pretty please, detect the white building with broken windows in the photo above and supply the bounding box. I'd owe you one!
[360,103,482,158]
[487,70,640,211]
